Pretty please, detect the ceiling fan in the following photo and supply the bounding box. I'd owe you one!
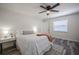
[39,3,60,15]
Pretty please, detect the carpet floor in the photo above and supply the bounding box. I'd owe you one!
[2,46,63,55]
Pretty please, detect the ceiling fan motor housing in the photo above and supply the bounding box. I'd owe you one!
[46,6,51,10]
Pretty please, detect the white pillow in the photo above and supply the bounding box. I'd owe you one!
[22,31,34,35]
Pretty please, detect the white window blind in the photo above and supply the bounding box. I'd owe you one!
[53,20,68,32]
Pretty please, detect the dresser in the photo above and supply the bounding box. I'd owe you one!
[0,37,16,54]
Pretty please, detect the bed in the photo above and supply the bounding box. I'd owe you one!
[16,31,52,55]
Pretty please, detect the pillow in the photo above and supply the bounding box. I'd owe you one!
[22,31,34,35]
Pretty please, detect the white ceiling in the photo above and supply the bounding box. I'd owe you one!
[0,3,79,19]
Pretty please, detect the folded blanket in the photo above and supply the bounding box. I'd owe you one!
[36,33,54,42]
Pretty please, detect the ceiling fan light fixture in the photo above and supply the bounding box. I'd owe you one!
[46,11,50,15]
[47,11,50,14]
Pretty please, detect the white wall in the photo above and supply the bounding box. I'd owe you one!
[0,8,43,36]
[44,13,79,42]
[41,20,49,33]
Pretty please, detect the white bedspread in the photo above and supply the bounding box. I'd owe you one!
[16,34,51,55]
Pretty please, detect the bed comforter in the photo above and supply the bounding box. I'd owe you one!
[16,34,51,55]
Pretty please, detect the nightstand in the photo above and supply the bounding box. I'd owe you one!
[0,37,16,54]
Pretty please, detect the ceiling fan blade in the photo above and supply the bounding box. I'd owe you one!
[51,3,60,9]
[39,11,46,14]
[40,5,46,9]
[50,10,59,12]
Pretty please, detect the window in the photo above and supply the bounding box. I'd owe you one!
[53,20,68,32]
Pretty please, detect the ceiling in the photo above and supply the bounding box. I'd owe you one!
[0,3,79,19]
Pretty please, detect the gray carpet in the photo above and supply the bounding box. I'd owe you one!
[3,48,21,55]
[2,46,64,55]
[1,38,79,55]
